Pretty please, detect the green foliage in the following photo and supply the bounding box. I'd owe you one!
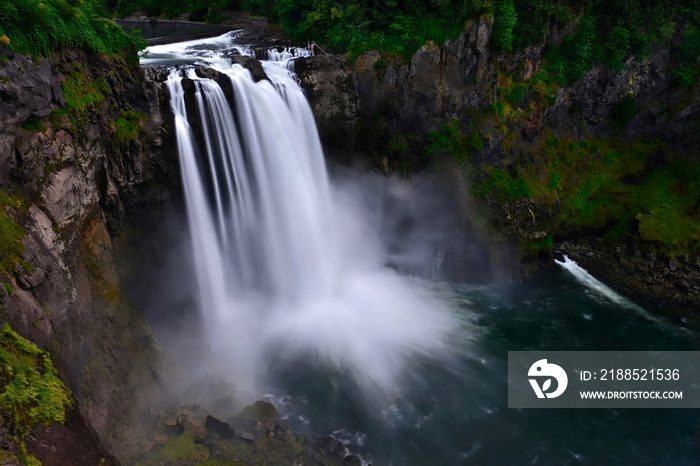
[0,191,29,276]
[506,85,526,105]
[672,24,700,87]
[610,95,637,130]
[482,101,505,116]
[466,132,484,152]
[541,13,597,85]
[138,433,211,466]
[633,161,700,246]
[21,116,46,133]
[373,58,388,69]
[111,0,240,21]
[115,109,146,141]
[387,133,408,153]
[496,135,700,250]
[0,0,138,57]
[604,26,630,70]
[492,0,517,51]
[512,0,550,48]
[59,66,107,131]
[476,165,532,200]
[0,323,73,466]
[423,118,468,162]
[547,172,560,190]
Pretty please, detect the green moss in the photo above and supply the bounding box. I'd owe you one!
[49,107,69,128]
[482,101,505,116]
[62,70,106,112]
[0,191,29,275]
[423,118,468,162]
[631,161,700,248]
[466,132,484,152]
[59,66,109,132]
[20,116,45,132]
[138,433,211,466]
[475,165,533,200]
[506,85,526,105]
[0,323,73,465]
[387,133,408,153]
[487,132,699,253]
[237,400,278,421]
[523,236,554,261]
[115,109,146,141]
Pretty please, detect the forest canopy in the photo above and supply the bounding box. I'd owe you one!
[0,0,141,57]
[102,0,700,85]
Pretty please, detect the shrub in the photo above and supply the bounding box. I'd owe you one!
[493,0,517,51]
[604,26,630,70]
[467,132,484,152]
[506,85,526,104]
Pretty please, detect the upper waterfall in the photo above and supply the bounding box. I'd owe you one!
[154,33,452,391]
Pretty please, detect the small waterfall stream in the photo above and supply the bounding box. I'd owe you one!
[156,35,450,389]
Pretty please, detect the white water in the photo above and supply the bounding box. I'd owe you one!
[555,254,648,313]
[159,34,451,391]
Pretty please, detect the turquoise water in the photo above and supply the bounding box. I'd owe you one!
[269,266,700,465]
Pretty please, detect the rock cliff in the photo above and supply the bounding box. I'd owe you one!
[296,18,700,313]
[0,47,178,460]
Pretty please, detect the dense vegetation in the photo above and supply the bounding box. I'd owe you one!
[103,0,700,84]
[0,0,142,57]
[0,324,73,465]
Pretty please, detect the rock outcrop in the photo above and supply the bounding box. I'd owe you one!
[0,46,178,460]
[296,18,700,311]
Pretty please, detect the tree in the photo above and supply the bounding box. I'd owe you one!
[493,0,517,51]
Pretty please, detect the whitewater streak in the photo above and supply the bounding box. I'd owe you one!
[160,35,451,390]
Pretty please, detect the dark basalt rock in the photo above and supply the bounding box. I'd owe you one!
[205,415,235,439]
[230,55,270,83]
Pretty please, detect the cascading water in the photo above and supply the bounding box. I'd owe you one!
[157,34,451,390]
[142,33,700,466]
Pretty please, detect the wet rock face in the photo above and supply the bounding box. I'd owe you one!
[230,55,270,82]
[296,55,359,162]
[0,47,179,461]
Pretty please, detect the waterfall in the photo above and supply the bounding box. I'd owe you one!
[158,34,450,391]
